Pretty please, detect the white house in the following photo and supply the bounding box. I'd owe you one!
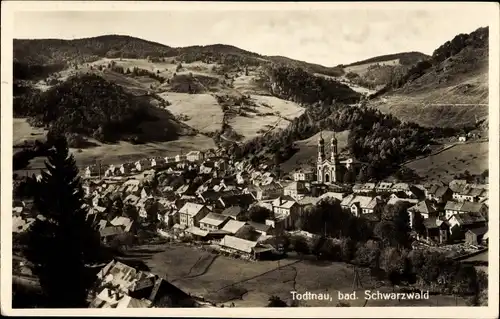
[186,151,204,162]
[293,170,315,182]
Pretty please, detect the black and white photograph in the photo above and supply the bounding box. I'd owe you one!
[1,1,498,317]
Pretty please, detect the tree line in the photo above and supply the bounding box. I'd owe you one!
[237,101,458,181]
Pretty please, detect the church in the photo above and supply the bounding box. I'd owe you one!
[316,133,346,184]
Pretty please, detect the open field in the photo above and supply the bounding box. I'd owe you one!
[369,72,488,128]
[404,141,488,183]
[159,92,224,134]
[226,95,304,142]
[232,70,270,95]
[13,117,216,172]
[123,243,467,307]
[281,130,350,173]
[344,59,400,76]
[13,118,48,145]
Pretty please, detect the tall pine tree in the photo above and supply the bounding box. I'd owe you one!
[24,136,102,308]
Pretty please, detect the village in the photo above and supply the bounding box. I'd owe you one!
[12,135,489,308]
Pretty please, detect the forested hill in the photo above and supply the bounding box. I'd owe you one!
[14,35,345,78]
[13,73,181,144]
[374,26,489,95]
[343,51,430,67]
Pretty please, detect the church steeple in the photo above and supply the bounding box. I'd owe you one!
[318,132,325,162]
[330,133,338,162]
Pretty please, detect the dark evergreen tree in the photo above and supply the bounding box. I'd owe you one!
[267,295,288,307]
[24,136,102,308]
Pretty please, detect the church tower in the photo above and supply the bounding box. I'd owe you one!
[330,133,338,162]
[317,132,325,183]
[318,132,325,163]
[330,133,341,183]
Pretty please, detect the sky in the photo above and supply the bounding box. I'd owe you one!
[13,7,490,66]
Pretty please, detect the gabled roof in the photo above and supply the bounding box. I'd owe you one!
[199,213,229,226]
[467,226,488,236]
[449,212,486,225]
[221,206,244,218]
[445,201,486,213]
[298,196,321,206]
[342,195,376,209]
[246,221,272,233]
[219,235,258,253]
[221,220,247,234]
[179,202,206,217]
[409,200,437,215]
[319,192,344,201]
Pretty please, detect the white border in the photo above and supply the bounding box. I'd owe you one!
[1,1,499,318]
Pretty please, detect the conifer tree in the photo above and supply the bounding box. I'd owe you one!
[24,136,102,308]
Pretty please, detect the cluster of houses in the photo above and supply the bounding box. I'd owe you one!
[13,144,490,262]
[88,259,208,308]
[84,150,211,178]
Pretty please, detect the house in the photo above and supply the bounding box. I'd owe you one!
[447,212,486,233]
[465,226,488,246]
[408,200,439,228]
[452,186,487,202]
[89,288,152,308]
[218,235,273,260]
[120,163,135,175]
[122,179,141,194]
[246,221,273,236]
[449,179,469,193]
[221,220,248,235]
[96,260,154,293]
[254,183,283,200]
[283,181,309,200]
[175,154,187,162]
[352,183,375,194]
[318,192,345,201]
[186,151,204,162]
[444,201,488,220]
[178,202,211,227]
[85,165,101,178]
[100,226,124,244]
[220,206,246,221]
[271,197,300,219]
[387,196,419,206]
[218,193,254,210]
[135,159,152,172]
[421,218,450,245]
[110,216,135,233]
[298,196,321,211]
[199,213,230,231]
[458,136,467,142]
[293,169,315,182]
[375,182,393,193]
[425,185,453,203]
[151,157,166,168]
[340,195,381,217]
[105,165,118,177]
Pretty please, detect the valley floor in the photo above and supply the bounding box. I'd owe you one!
[121,243,468,307]
[13,118,216,173]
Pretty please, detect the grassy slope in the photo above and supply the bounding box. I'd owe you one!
[13,56,308,167]
[404,140,488,183]
[281,130,350,173]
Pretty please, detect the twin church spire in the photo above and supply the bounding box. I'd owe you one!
[317,131,338,163]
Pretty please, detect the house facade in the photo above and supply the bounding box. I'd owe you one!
[178,203,211,227]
